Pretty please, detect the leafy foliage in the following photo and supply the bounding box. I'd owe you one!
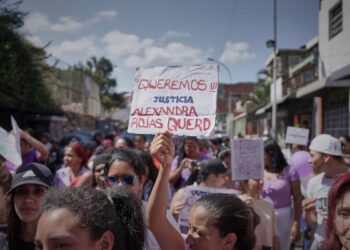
[81,56,126,110]
[249,80,271,107]
[0,0,57,111]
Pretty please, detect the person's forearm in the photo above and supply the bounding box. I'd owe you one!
[293,195,302,222]
[273,235,281,250]
[147,166,171,229]
[22,133,49,161]
[146,165,185,250]
[169,167,182,183]
[75,171,93,187]
[291,180,302,222]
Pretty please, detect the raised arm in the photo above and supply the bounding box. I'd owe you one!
[290,179,302,242]
[147,132,185,250]
[20,130,49,162]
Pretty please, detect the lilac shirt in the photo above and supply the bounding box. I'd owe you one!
[262,165,299,209]
[20,149,38,168]
[54,166,89,188]
[171,154,208,189]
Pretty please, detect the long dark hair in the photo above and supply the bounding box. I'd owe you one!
[323,172,350,250]
[7,195,21,250]
[173,137,200,189]
[138,151,159,201]
[264,139,288,173]
[107,186,145,250]
[176,136,199,168]
[92,153,111,187]
[140,152,158,183]
[105,149,146,178]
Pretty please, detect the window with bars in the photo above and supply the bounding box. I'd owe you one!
[324,89,349,138]
[324,105,349,138]
[329,1,342,39]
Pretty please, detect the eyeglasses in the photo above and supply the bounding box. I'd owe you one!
[107,175,139,186]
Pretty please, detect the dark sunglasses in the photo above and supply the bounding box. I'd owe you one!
[107,175,139,186]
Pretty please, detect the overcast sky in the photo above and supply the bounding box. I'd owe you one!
[20,0,319,92]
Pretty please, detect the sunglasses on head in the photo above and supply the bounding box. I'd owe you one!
[107,175,139,186]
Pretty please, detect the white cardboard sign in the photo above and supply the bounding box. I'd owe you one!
[127,64,218,136]
[0,116,22,167]
[285,126,309,146]
[231,138,264,180]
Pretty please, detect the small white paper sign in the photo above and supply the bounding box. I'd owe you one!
[11,116,22,157]
[127,64,218,136]
[285,126,309,146]
[0,125,22,167]
[231,138,264,180]
[178,186,239,231]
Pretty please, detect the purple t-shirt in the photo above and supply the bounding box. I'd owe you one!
[20,149,38,168]
[54,166,89,188]
[171,154,208,189]
[290,151,312,178]
[262,165,299,209]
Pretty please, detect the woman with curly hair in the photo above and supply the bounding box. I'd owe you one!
[35,186,145,250]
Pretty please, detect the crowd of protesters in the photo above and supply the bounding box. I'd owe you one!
[1,126,350,250]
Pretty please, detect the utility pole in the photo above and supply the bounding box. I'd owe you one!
[271,0,277,140]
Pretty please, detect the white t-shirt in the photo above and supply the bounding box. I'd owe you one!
[252,199,278,248]
[305,172,334,241]
[143,201,180,250]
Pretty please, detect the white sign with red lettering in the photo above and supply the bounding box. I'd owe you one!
[127,64,218,136]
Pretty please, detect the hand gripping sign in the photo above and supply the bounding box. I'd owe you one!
[127,64,218,136]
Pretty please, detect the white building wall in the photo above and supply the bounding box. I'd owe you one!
[319,0,350,78]
[84,76,102,117]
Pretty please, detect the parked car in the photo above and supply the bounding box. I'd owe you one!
[59,130,96,149]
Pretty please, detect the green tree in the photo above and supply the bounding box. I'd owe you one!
[0,0,56,111]
[82,56,126,110]
[249,80,271,107]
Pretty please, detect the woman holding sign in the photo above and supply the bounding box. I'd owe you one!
[262,140,302,250]
[147,132,259,250]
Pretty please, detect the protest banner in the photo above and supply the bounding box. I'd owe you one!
[285,126,309,146]
[231,138,264,180]
[0,117,22,167]
[177,185,239,233]
[127,64,218,136]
